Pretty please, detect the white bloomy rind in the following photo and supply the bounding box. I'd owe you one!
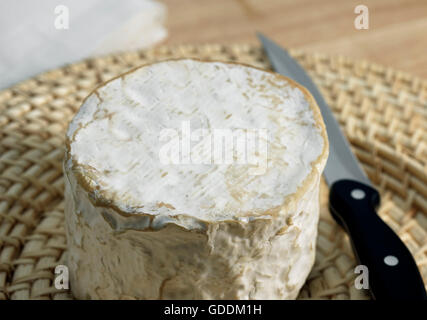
[64,59,329,299]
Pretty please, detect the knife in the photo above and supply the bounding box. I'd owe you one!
[257,33,427,300]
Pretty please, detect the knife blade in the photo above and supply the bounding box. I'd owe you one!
[257,33,427,300]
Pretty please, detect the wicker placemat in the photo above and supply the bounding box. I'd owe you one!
[0,44,426,300]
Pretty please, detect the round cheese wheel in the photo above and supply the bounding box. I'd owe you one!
[64,58,329,299]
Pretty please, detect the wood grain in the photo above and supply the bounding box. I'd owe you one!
[161,0,427,79]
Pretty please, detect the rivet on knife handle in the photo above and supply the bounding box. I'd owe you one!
[329,179,427,300]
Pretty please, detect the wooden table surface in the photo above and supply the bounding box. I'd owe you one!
[162,0,427,79]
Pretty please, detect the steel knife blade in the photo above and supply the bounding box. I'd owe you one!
[257,32,426,300]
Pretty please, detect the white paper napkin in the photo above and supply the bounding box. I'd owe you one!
[0,0,167,89]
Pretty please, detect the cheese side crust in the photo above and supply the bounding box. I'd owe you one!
[64,59,329,299]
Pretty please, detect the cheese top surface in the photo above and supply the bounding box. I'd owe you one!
[67,59,326,222]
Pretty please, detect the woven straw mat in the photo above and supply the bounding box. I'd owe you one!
[0,44,426,300]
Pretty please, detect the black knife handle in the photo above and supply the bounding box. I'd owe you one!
[329,179,427,300]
